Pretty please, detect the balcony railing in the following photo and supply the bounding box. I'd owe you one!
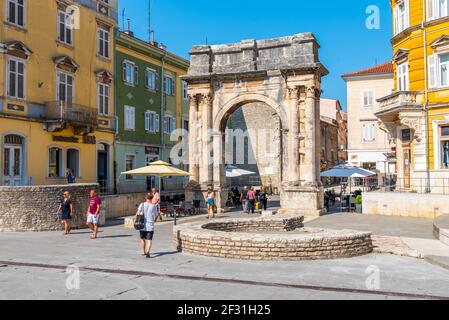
[76,0,118,22]
[377,91,423,110]
[44,101,98,128]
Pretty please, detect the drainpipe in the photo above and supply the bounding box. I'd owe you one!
[422,0,431,192]
[159,51,167,191]
[113,27,119,194]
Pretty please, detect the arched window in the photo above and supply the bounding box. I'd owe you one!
[48,147,62,178]
[66,148,79,177]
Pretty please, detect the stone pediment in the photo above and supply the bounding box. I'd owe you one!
[53,55,79,73]
[430,35,449,53]
[393,48,409,64]
[95,69,113,84]
[3,41,33,59]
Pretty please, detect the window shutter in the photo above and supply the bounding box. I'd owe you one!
[144,70,149,88]
[405,0,410,28]
[144,111,150,131]
[394,6,399,35]
[362,124,367,141]
[429,54,437,88]
[131,107,135,129]
[164,116,168,133]
[122,62,127,82]
[156,73,159,91]
[155,114,160,132]
[134,66,139,85]
[427,0,435,21]
[163,76,167,95]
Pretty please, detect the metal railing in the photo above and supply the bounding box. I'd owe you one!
[363,176,449,195]
[45,101,98,127]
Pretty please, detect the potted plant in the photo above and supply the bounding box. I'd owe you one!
[355,195,363,213]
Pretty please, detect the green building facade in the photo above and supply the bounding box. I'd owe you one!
[115,32,190,195]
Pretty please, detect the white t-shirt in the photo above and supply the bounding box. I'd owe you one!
[138,202,158,232]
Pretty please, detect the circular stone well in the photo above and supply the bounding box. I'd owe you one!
[173,217,373,261]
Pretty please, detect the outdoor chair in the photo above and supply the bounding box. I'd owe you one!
[349,196,356,212]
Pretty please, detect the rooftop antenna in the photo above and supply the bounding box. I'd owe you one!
[127,18,131,32]
[205,36,208,45]
[148,0,152,42]
[121,8,125,31]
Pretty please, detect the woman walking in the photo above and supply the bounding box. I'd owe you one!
[57,191,73,235]
[136,194,159,258]
[247,187,256,214]
[206,187,216,219]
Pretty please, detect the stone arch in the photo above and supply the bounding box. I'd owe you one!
[213,93,287,133]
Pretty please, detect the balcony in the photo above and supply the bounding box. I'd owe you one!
[43,101,98,135]
[77,0,118,22]
[376,91,423,122]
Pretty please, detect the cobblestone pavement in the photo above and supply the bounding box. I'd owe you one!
[1,211,449,299]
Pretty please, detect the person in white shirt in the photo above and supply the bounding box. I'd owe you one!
[136,194,159,258]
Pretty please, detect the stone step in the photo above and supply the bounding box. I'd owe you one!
[433,214,449,246]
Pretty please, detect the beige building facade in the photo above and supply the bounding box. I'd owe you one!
[342,62,396,175]
[320,98,347,170]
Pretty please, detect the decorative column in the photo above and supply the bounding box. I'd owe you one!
[199,93,214,187]
[303,86,318,186]
[188,94,199,182]
[287,86,301,185]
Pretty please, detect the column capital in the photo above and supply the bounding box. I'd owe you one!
[199,93,214,106]
[286,86,301,100]
[305,86,322,99]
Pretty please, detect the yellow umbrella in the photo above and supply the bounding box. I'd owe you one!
[121,160,191,177]
[121,161,191,225]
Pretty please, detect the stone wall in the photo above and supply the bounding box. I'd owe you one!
[362,192,449,218]
[174,217,373,261]
[102,193,147,219]
[226,102,281,190]
[0,183,98,232]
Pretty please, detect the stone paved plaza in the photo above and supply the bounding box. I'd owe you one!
[1,210,449,300]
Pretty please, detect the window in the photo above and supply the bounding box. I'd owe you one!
[144,111,160,133]
[57,71,74,103]
[122,60,138,86]
[97,27,110,59]
[427,0,449,21]
[397,62,409,91]
[58,10,73,45]
[441,126,449,168]
[7,57,25,99]
[124,105,135,130]
[164,115,175,134]
[7,0,25,27]
[402,128,412,142]
[66,148,79,177]
[98,83,110,115]
[145,68,158,91]
[428,53,449,88]
[125,154,135,180]
[48,147,62,177]
[182,119,189,132]
[164,75,175,96]
[362,91,374,107]
[394,0,409,35]
[182,80,188,100]
[362,123,376,142]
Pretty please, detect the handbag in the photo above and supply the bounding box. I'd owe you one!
[134,203,146,231]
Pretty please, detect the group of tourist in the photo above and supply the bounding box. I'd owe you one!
[56,189,101,238]
[227,186,269,214]
[56,187,162,258]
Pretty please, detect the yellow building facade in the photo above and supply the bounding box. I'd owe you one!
[0,0,117,189]
[377,0,449,193]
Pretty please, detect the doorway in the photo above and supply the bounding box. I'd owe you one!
[3,134,25,186]
[97,143,109,192]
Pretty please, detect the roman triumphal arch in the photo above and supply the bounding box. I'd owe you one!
[183,33,328,216]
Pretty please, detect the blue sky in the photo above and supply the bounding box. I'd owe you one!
[118,0,393,109]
